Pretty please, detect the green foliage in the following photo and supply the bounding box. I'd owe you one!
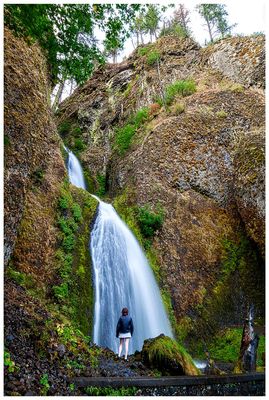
[115,107,149,155]
[4,135,10,146]
[137,205,164,239]
[164,79,196,105]
[144,4,161,39]
[69,383,75,391]
[40,373,50,395]
[137,46,150,56]
[192,328,265,366]
[4,351,16,372]
[67,359,85,370]
[160,23,189,38]
[196,4,236,43]
[147,50,160,65]
[74,138,85,152]
[85,386,138,396]
[53,282,69,300]
[58,192,72,210]
[4,4,143,85]
[6,267,35,289]
[72,203,82,222]
[115,124,136,155]
[96,173,106,196]
[58,121,72,136]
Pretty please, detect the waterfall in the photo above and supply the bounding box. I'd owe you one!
[65,148,86,190]
[65,148,173,354]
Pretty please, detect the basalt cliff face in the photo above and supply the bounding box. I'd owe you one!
[57,34,265,337]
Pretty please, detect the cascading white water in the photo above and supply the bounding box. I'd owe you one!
[91,200,173,354]
[65,147,173,354]
[65,148,86,190]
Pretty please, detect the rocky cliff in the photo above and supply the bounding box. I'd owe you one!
[4,28,265,394]
[57,34,265,342]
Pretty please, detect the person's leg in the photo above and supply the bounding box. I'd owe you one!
[118,338,124,357]
[124,338,130,360]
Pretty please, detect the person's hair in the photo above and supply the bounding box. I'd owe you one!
[122,307,128,316]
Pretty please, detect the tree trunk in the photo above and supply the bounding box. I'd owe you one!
[205,16,213,43]
[234,305,259,373]
[52,80,65,112]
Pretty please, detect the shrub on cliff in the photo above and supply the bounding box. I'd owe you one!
[115,107,149,155]
[164,79,196,105]
[137,205,164,239]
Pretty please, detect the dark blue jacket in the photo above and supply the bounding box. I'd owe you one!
[116,315,134,338]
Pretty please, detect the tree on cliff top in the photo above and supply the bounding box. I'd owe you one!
[4,4,141,86]
[197,4,236,43]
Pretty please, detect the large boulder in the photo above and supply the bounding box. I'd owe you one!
[141,334,200,375]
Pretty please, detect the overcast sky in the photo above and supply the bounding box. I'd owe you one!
[115,1,266,61]
[58,1,266,98]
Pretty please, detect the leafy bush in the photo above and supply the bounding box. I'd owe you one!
[72,203,82,222]
[4,351,16,372]
[115,107,149,155]
[115,124,136,155]
[164,79,196,105]
[53,282,69,299]
[137,205,164,238]
[130,107,149,128]
[137,46,149,56]
[147,50,160,65]
[74,138,85,152]
[58,121,72,136]
[40,373,50,395]
[96,173,106,196]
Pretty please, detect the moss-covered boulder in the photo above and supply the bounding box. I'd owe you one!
[141,334,200,376]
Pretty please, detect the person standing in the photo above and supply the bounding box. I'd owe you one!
[116,307,134,361]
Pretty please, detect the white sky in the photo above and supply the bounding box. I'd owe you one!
[50,0,266,98]
[117,1,266,60]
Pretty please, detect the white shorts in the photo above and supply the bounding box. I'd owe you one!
[119,332,131,339]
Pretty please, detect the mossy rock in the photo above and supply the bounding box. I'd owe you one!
[141,334,200,376]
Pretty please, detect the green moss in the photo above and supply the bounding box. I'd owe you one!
[54,181,98,335]
[216,110,228,118]
[187,229,264,359]
[6,266,35,289]
[58,120,72,136]
[143,335,200,376]
[192,327,265,366]
[82,168,95,193]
